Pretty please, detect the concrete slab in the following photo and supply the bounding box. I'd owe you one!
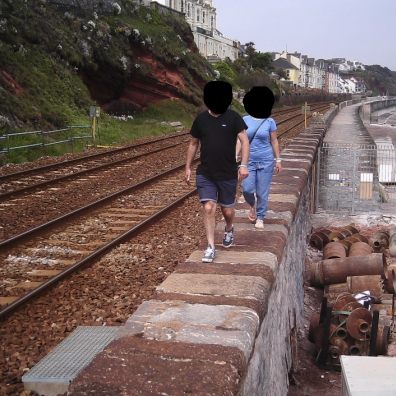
[186,250,278,271]
[281,151,314,159]
[341,356,396,395]
[235,208,293,225]
[279,157,312,164]
[269,193,299,205]
[276,167,309,175]
[69,337,245,396]
[120,300,260,360]
[216,222,289,239]
[156,273,270,301]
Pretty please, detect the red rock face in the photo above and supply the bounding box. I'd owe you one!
[0,70,23,96]
[83,50,204,114]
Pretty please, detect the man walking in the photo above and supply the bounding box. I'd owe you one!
[185,81,249,262]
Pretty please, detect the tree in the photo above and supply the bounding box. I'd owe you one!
[251,52,273,72]
[244,41,256,65]
[213,61,237,85]
[236,70,274,91]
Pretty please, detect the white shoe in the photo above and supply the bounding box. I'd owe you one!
[255,219,264,229]
[202,245,216,262]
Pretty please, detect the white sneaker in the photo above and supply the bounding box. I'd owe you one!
[255,219,264,229]
[202,245,216,262]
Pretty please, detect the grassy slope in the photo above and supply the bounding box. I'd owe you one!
[0,0,212,163]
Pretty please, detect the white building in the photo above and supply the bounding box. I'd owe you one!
[164,0,239,61]
[273,51,340,93]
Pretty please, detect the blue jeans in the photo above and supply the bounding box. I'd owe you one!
[242,161,274,220]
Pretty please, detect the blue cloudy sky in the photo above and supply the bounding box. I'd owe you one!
[157,0,396,70]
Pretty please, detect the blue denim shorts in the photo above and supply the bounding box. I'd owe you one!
[196,174,237,207]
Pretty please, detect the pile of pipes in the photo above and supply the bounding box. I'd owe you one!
[307,225,396,369]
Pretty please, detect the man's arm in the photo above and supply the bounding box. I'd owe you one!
[237,130,249,181]
[185,137,199,184]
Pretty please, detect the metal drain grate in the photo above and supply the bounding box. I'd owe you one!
[22,326,118,396]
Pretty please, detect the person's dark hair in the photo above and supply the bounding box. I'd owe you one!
[203,80,233,114]
[243,86,275,118]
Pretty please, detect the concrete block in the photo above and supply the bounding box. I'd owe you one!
[120,300,260,359]
[156,273,270,301]
[268,193,299,205]
[186,250,278,272]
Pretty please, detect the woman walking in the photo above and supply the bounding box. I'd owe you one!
[237,86,282,228]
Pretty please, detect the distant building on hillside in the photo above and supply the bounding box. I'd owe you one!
[328,58,366,73]
[163,0,239,61]
[272,51,345,93]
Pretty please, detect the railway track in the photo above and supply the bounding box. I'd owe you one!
[0,103,332,319]
[0,161,197,318]
[0,103,329,199]
[0,104,330,242]
[0,132,190,199]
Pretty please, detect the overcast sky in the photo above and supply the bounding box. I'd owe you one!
[214,0,396,70]
[157,0,396,71]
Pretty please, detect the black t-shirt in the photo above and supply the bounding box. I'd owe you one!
[190,109,247,180]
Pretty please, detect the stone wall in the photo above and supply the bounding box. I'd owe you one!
[240,170,310,395]
[361,98,396,124]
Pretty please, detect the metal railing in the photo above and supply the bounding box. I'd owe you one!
[0,125,92,156]
[317,142,396,214]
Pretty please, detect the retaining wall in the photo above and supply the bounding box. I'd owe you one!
[361,98,396,124]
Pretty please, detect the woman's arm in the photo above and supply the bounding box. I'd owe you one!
[270,131,282,174]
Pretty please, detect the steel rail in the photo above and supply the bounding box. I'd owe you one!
[0,131,189,182]
[0,101,333,182]
[0,188,196,320]
[0,160,196,250]
[0,139,188,200]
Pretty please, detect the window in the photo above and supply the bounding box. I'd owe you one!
[203,11,205,24]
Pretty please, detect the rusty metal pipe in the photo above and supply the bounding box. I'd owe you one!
[349,345,362,355]
[328,346,341,360]
[347,275,383,297]
[330,337,349,354]
[310,230,330,250]
[369,231,389,252]
[309,253,386,286]
[389,226,396,257]
[346,308,372,341]
[334,327,348,339]
[344,233,369,244]
[384,265,396,293]
[376,325,390,355]
[348,242,373,257]
[323,242,347,259]
[357,319,370,333]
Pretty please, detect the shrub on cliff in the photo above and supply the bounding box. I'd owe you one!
[0,0,212,130]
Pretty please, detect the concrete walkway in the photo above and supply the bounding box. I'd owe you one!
[325,104,374,145]
[320,102,396,215]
